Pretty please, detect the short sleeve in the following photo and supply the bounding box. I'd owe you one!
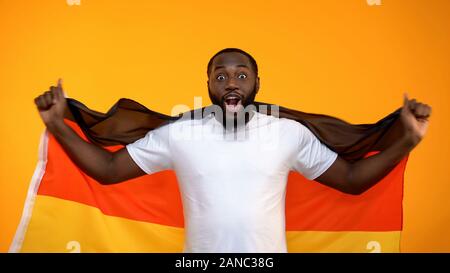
[291,124,338,180]
[125,125,173,174]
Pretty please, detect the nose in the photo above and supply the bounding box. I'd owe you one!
[225,78,239,92]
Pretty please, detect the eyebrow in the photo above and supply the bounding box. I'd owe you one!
[213,64,249,71]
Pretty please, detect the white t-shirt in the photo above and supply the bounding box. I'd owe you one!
[126,111,338,253]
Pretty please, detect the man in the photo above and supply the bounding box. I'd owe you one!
[34,48,431,252]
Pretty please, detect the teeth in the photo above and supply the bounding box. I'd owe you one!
[225,99,240,105]
[225,96,240,102]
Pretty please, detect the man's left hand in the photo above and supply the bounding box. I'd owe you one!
[401,93,432,145]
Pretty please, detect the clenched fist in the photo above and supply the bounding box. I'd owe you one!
[34,79,67,127]
[401,93,432,145]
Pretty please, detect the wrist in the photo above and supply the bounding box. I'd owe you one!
[46,119,66,133]
[401,132,421,151]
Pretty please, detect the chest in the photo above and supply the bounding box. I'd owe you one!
[170,132,296,178]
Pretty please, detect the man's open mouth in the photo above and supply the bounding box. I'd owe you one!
[223,94,244,113]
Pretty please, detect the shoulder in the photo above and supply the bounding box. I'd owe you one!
[250,112,297,127]
[255,112,308,134]
[150,113,207,132]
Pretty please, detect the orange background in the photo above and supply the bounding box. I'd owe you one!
[0,0,449,252]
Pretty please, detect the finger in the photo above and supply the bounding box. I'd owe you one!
[409,99,417,111]
[56,78,63,100]
[44,91,53,106]
[52,79,63,101]
[419,104,432,118]
[36,96,47,110]
[49,87,56,101]
[416,104,432,119]
[38,95,47,109]
[50,85,59,103]
[414,104,424,117]
[426,105,432,117]
[403,93,409,109]
[34,97,42,109]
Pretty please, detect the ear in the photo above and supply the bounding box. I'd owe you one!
[255,77,260,94]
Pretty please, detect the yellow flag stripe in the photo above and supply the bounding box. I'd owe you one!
[20,195,400,253]
[21,195,184,253]
[287,231,400,253]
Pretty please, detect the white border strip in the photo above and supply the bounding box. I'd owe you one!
[9,130,49,253]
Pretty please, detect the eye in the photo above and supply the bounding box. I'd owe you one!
[216,75,226,81]
[238,73,247,79]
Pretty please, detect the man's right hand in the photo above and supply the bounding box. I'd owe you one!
[32,78,146,184]
[34,78,67,127]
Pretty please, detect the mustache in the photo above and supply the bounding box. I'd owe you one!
[208,88,258,107]
[221,92,244,102]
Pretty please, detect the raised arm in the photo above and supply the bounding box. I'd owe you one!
[34,79,146,184]
[315,94,431,195]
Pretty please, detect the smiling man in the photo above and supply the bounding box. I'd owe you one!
[34,48,431,253]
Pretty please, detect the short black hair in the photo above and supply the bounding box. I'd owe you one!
[207,48,258,77]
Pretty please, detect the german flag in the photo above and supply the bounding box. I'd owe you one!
[10,98,406,253]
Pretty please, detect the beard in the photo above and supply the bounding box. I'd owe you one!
[208,86,258,113]
[208,85,258,128]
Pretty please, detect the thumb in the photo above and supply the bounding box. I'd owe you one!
[402,92,410,113]
[54,78,65,103]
